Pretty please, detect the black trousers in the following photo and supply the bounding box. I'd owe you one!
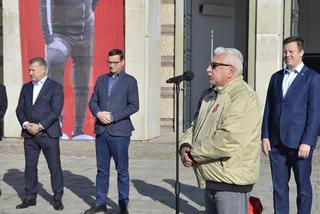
[23,135,64,201]
[0,117,3,141]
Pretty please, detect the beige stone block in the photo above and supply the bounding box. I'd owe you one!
[126,0,144,9]
[3,6,23,137]
[257,0,283,34]
[126,0,161,140]
[255,34,283,106]
[161,35,174,55]
[160,98,174,118]
[161,4,175,25]
[3,0,19,10]
[160,67,174,87]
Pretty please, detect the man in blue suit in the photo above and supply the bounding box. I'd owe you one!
[16,57,64,210]
[262,36,320,214]
[0,84,7,141]
[0,83,8,196]
[85,49,139,214]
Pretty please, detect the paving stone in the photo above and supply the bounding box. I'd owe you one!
[0,134,319,213]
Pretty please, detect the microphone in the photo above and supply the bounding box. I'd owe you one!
[166,71,194,83]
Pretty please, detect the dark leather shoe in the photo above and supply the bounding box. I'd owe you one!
[119,206,129,214]
[53,200,64,210]
[16,199,36,209]
[84,204,107,214]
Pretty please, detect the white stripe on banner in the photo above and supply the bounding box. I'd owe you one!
[46,0,53,36]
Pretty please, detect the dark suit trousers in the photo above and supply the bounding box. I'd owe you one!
[269,144,313,214]
[95,130,130,207]
[0,117,3,141]
[23,135,64,201]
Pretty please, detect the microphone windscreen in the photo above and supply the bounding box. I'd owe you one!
[184,71,194,81]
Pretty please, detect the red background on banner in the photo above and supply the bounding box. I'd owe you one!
[19,0,124,139]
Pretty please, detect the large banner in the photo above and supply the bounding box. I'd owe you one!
[19,0,124,140]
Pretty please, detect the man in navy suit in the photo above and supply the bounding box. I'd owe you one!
[0,83,8,196]
[262,36,320,214]
[0,84,7,141]
[16,57,64,210]
[85,49,139,214]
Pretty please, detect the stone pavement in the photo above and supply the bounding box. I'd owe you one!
[0,133,320,214]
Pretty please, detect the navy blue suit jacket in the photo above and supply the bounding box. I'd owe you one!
[262,65,320,149]
[16,78,64,138]
[89,72,139,136]
[0,84,8,140]
[0,84,7,118]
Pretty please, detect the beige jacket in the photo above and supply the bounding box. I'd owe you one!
[180,75,262,189]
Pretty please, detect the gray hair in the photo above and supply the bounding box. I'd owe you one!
[214,47,243,74]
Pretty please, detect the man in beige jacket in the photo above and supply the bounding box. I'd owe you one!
[180,47,262,214]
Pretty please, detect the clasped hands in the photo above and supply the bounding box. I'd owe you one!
[96,111,112,124]
[25,123,43,135]
[180,147,194,167]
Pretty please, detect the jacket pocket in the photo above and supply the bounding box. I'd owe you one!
[294,120,305,126]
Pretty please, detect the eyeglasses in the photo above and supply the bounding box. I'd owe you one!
[210,62,232,69]
[107,61,121,65]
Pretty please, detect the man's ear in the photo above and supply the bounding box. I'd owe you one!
[300,49,304,57]
[227,66,235,78]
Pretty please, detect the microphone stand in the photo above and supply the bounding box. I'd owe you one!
[166,71,193,214]
[174,81,181,214]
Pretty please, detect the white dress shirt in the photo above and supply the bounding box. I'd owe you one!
[22,76,47,129]
[282,63,304,97]
[32,76,47,105]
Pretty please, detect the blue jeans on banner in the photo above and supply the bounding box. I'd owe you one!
[95,129,130,207]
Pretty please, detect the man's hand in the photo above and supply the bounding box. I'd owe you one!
[180,147,193,167]
[96,111,112,124]
[25,123,42,135]
[261,138,271,156]
[298,143,311,159]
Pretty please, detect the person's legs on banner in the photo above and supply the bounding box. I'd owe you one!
[45,36,70,140]
[69,31,94,140]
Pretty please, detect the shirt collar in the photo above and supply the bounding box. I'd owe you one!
[108,70,123,77]
[33,76,47,86]
[284,62,304,74]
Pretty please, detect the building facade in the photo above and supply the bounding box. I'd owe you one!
[1,0,319,140]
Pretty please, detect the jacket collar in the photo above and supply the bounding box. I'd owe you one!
[215,75,243,94]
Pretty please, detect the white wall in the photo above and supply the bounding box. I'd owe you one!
[255,0,285,106]
[3,0,23,137]
[125,0,161,140]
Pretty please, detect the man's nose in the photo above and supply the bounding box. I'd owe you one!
[207,66,212,73]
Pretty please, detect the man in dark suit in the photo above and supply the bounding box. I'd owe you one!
[85,49,139,214]
[0,84,7,141]
[262,36,320,214]
[16,57,64,210]
[0,83,8,196]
